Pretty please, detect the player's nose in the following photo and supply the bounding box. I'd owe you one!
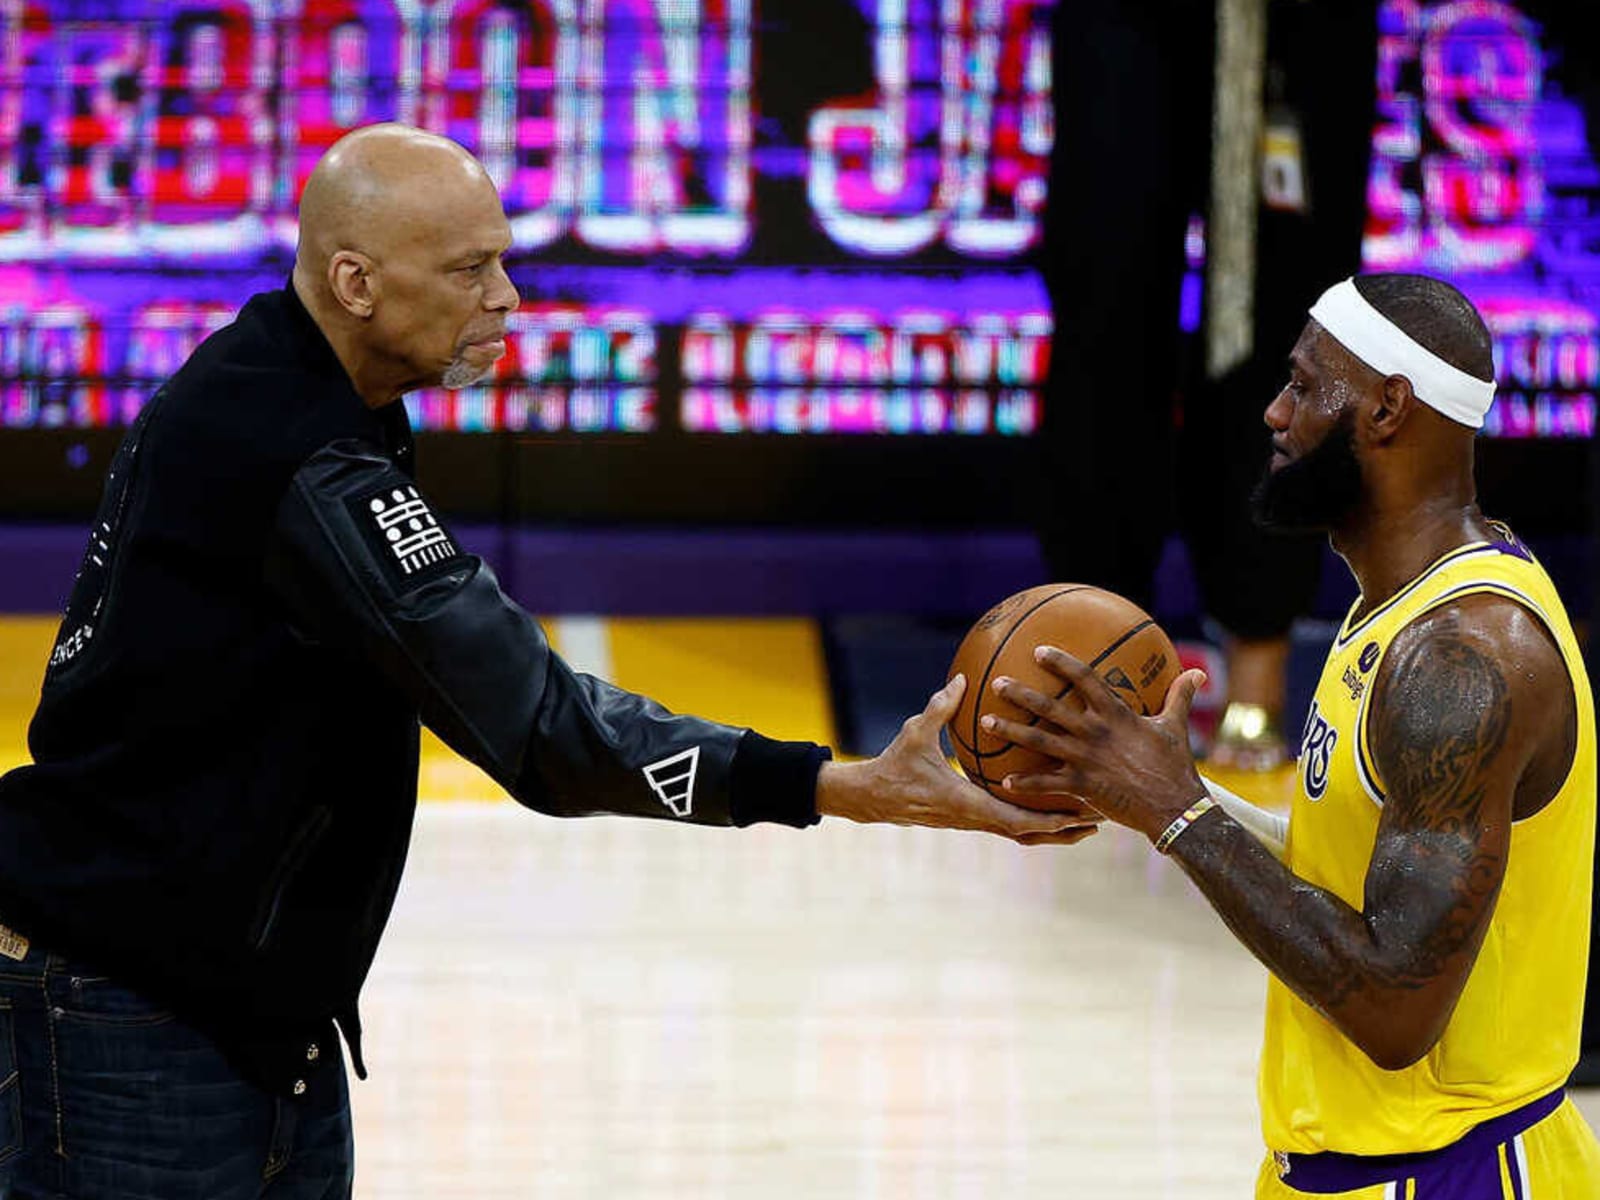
[1264,387,1293,431]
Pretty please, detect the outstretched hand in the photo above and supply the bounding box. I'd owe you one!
[982,647,1210,844]
[817,675,1102,845]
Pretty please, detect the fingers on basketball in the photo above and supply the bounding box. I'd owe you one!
[944,584,1181,811]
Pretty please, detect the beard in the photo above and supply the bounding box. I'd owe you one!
[1251,410,1364,533]
[440,354,494,390]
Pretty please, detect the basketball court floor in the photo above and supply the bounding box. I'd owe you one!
[2,615,1597,1198]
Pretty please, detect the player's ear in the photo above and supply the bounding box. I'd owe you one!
[1367,374,1417,444]
[329,251,377,319]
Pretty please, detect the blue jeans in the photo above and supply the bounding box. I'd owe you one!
[0,941,352,1200]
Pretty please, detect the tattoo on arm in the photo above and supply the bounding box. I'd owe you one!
[1359,626,1511,992]
[1371,631,1511,833]
[1167,618,1516,1060]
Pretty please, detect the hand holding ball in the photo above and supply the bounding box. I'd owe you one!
[945,585,1181,807]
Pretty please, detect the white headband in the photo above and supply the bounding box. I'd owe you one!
[1308,278,1496,429]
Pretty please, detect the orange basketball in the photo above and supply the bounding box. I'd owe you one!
[946,584,1181,806]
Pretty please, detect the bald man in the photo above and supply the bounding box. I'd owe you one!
[990,274,1600,1196]
[0,125,1089,1198]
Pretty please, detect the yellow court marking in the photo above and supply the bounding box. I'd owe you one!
[604,617,835,748]
[0,617,52,775]
[417,728,500,802]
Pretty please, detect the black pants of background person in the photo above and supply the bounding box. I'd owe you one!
[1034,0,1209,615]
[1035,0,1376,643]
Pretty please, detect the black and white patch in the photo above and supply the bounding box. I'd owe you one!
[353,483,464,588]
[643,746,700,817]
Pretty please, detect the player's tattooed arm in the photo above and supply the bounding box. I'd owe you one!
[1167,596,1549,1069]
[985,593,1568,1068]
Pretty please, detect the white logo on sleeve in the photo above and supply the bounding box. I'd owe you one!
[368,487,457,575]
[643,747,700,817]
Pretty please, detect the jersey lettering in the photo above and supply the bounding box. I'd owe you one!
[1300,700,1338,801]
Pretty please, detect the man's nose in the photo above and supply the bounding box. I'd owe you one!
[486,260,519,312]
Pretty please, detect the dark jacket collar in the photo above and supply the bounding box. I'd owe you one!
[281,277,356,385]
[277,278,415,469]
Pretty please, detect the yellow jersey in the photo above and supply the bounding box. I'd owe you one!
[1259,527,1596,1156]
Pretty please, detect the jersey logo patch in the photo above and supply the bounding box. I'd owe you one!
[1300,700,1337,801]
[643,747,699,817]
[1358,641,1381,673]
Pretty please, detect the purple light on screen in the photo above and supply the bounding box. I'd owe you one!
[1364,0,1600,438]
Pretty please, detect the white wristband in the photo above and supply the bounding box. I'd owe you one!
[1154,796,1218,855]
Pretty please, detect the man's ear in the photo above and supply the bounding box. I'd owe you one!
[1367,373,1418,445]
[328,251,377,319]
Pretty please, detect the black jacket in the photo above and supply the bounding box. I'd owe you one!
[0,283,826,1096]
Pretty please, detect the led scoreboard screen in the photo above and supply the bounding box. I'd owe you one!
[0,0,1595,521]
[0,0,1053,440]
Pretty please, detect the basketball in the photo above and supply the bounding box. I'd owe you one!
[946,584,1182,804]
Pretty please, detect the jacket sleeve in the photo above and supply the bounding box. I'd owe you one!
[264,439,825,827]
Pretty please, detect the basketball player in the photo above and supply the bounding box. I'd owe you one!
[0,124,1092,1198]
[985,274,1600,1195]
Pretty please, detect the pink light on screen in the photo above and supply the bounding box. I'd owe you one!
[1367,0,1545,273]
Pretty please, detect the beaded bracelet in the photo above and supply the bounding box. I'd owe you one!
[1154,795,1218,855]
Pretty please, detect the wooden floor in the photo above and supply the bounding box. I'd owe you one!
[350,803,1600,1199]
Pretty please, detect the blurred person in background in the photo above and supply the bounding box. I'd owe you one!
[1037,0,1379,771]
